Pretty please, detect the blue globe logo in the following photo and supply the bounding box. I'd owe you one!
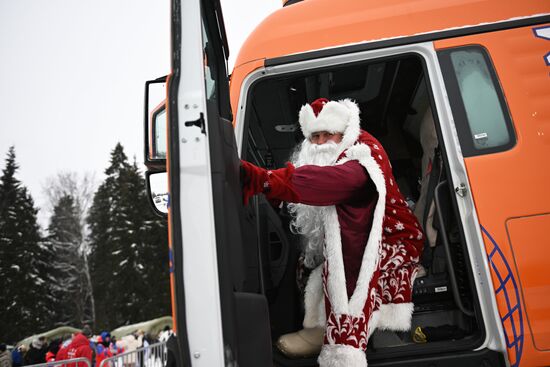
[482,226,524,367]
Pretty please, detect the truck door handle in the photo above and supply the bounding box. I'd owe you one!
[185,113,206,135]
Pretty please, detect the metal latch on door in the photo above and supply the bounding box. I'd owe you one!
[455,183,468,197]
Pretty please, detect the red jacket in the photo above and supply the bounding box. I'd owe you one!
[55,345,68,362]
[57,334,92,367]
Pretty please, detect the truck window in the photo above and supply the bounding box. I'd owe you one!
[438,46,515,156]
[202,22,217,102]
[200,5,231,121]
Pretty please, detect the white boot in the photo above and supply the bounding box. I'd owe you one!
[276,327,325,358]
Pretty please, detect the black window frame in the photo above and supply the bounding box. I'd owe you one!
[438,45,516,157]
[143,76,167,171]
[201,0,232,121]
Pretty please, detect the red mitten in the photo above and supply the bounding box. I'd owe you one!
[264,163,300,203]
[240,160,268,205]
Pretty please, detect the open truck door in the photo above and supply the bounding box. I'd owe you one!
[144,0,272,366]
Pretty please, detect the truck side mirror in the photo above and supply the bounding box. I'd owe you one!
[145,76,168,168]
[146,171,169,215]
[144,76,168,217]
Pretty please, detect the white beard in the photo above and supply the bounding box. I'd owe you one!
[288,138,344,268]
[291,139,342,168]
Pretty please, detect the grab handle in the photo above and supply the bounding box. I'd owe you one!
[434,180,474,317]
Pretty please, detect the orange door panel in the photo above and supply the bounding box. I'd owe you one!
[507,214,550,350]
[436,23,550,366]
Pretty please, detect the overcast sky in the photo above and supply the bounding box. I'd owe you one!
[0,0,280,225]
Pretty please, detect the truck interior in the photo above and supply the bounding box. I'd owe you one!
[238,53,486,365]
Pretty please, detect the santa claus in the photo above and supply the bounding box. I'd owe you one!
[240,98,423,367]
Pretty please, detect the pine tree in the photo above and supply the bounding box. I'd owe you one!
[88,183,115,330]
[0,147,52,343]
[124,159,170,322]
[46,194,91,326]
[88,143,169,331]
[43,172,96,327]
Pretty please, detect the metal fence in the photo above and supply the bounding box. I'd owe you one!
[98,341,167,367]
[24,357,92,367]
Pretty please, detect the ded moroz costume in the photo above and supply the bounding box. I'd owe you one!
[241,98,424,367]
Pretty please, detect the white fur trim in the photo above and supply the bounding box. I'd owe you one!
[299,101,348,137]
[346,143,387,316]
[318,344,367,367]
[299,99,361,157]
[334,100,361,161]
[303,265,326,328]
[370,303,414,332]
[366,307,381,339]
[323,206,350,315]
[326,143,387,317]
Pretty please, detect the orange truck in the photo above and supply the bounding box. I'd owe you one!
[143,0,550,366]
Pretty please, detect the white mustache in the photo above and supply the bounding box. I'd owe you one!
[292,139,341,167]
[310,140,338,152]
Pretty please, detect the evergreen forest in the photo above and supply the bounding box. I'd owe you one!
[0,144,170,344]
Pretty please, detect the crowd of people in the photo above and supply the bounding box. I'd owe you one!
[0,326,171,367]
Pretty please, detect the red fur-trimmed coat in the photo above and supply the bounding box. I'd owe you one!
[264,130,423,366]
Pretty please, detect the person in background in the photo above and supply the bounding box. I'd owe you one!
[108,336,123,357]
[24,337,47,365]
[116,332,143,367]
[0,344,12,367]
[56,326,93,367]
[137,332,151,367]
[10,345,25,367]
[157,327,172,343]
[45,339,61,363]
[117,332,142,354]
[55,336,73,363]
[94,334,112,367]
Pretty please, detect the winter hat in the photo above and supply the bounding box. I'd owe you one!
[298,98,361,141]
[100,331,111,341]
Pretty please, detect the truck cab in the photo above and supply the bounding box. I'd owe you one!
[144,1,550,366]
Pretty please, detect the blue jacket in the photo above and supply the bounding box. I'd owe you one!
[11,349,23,367]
